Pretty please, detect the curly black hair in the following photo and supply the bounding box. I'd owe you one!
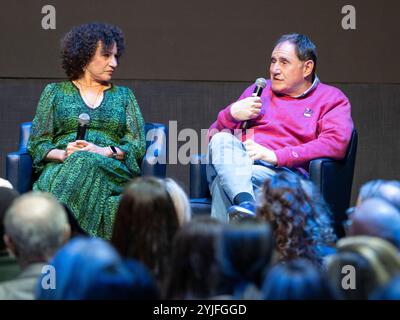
[257,172,336,265]
[61,22,125,80]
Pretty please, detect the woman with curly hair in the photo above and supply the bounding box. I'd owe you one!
[257,172,336,264]
[28,23,146,239]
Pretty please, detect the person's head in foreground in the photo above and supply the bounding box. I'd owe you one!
[163,216,223,299]
[348,197,400,248]
[3,192,70,268]
[325,236,400,300]
[36,237,159,300]
[257,172,336,264]
[356,179,400,210]
[111,177,180,282]
[261,258,338,300]
[217,217,274,299]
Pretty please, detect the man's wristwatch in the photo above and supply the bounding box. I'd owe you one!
[109,146,117,159]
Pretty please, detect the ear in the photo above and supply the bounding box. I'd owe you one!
[3,234,17,256]
[355,196,362,207]
[303,60,314,79]
[63,224,71,244]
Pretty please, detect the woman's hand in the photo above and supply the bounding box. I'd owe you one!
[75,140,110,157]
[46,149,68,162]
[66,141,85,157]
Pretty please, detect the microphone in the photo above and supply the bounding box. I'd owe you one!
[76,113,90,140]
[241,77,267,129]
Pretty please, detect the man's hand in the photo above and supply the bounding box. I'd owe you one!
[244,139,277,165]
[230,97,262,121]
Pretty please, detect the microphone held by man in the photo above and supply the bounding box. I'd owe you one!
[229,78,266,130]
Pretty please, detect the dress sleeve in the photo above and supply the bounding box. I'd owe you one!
[27,83,58,172]
[118,88,146,175]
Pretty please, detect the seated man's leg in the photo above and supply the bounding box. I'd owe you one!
[208,174,234,223]
[251,163,305,207]
[251,164,279,199]
[206,132,303,221]
[206,132,255,220]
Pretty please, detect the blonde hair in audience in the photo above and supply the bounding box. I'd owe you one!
[164,178,191,226]
[333,236,400,286]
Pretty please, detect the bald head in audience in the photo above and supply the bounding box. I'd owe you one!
[3,192,71,268]
[357,180,400,210]
[349,197,400,249]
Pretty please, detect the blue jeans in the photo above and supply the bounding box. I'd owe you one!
[206,132,298,222]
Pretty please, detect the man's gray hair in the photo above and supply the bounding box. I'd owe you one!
[275,33,317,79]
[4,192,69,264]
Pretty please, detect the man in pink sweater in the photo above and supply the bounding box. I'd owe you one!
[207,33,354,221]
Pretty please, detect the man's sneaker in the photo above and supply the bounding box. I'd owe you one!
[227,201,256,222]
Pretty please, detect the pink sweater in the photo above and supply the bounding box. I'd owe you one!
[209,80,354,171]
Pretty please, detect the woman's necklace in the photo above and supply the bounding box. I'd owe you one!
[75,81,106,109]
[76,81,103,88]
[86,87,103,109]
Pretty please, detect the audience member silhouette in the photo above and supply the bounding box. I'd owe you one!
[111,177,180,284]
[165,178,191,226]
[369,275,400,300]
[163,216,223,299]
[326,236,400,299]
[0,187,20,282]
[257,172,336,264]
[262,258,338,300]
[37,237,159,299]
[348,198,400,248]
[0,192,70,299]
[217,217,274,299]
[357,179,400,209]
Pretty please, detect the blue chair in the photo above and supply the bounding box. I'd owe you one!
[6,122,168,194]
[189,129,358,238]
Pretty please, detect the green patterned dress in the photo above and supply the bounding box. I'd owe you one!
[28,81,146,239]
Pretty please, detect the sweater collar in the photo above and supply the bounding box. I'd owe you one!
[292,75,320,98]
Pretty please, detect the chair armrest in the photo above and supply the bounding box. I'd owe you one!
[141,122,167,178]
[309,157,353,226]
[190,154,210,198]
[6,151,33,194]
[19,122,32,150]
[141,154,166,178]
[309,158,342,192]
